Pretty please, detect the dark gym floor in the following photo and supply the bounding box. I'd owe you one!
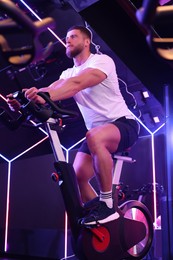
[0,254,57,260]
[0,253,79,260]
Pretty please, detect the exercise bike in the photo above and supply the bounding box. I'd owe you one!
[0,91,154,259]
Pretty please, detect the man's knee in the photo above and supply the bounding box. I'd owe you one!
[86,130,100,152]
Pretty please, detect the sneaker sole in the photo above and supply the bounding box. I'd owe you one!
[83,212,120,225]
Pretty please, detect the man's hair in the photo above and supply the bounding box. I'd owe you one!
[67,25,91,40]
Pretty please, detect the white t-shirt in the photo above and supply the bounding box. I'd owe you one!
[60,53,134,130]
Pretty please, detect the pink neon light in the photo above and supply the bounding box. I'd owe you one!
[64,212,68,259]
[4,162,11,252]
[151,134,158,228]
[0,94,7,101]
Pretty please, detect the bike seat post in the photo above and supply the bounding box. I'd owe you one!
[112,154,124,185]
[112,153,135,184]
[112,153,136,206]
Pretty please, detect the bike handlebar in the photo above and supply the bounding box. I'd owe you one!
[13,91,79,122]
[37,92,79,119]
[0,91,79,130]
[0,0,55,66]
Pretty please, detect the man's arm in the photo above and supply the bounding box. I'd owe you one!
[25,68,107,103]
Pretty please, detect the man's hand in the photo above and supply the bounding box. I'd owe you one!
[6,87,47,112]
[6,93,21,112]
[24,87,46,104]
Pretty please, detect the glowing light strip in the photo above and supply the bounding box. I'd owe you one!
[132,110,165,135]
[29,120,48,135]
[131,208,138,255]
[132,112,152,135]
[19,0,66,47]
[0,94,7,101]
[0,154,10,162]
[64,213,68,259]
[67,137,86,151]
[4,162,11,252]
[63,137,86,162]
[47,29,66,47]
[10,136,48,162]
[151,133,158,227]
[152,122,166,227]
[64,148,68,259]
[152,122,165,135]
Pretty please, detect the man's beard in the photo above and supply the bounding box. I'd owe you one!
[66,45,83,58]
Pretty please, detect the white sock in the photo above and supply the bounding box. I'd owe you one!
[100,190,113,208]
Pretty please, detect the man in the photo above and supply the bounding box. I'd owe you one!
[7,25,139,225]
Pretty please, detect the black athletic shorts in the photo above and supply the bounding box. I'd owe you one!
[78,117,140,155]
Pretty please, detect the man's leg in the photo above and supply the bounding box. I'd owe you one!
[86,123,121,193]
[80,123,121,225]
[73,151,98,203]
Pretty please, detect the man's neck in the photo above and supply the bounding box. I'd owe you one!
[74,51,92,67]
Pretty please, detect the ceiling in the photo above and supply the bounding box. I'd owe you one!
[0,0,172,160]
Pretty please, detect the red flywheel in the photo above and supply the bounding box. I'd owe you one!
[92,226,110,252]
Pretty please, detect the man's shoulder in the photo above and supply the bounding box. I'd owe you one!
[92,53,111,58]
[59,66,74,78]
[91,53,114,63]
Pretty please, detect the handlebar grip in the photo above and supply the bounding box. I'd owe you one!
[37,92,79,119]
